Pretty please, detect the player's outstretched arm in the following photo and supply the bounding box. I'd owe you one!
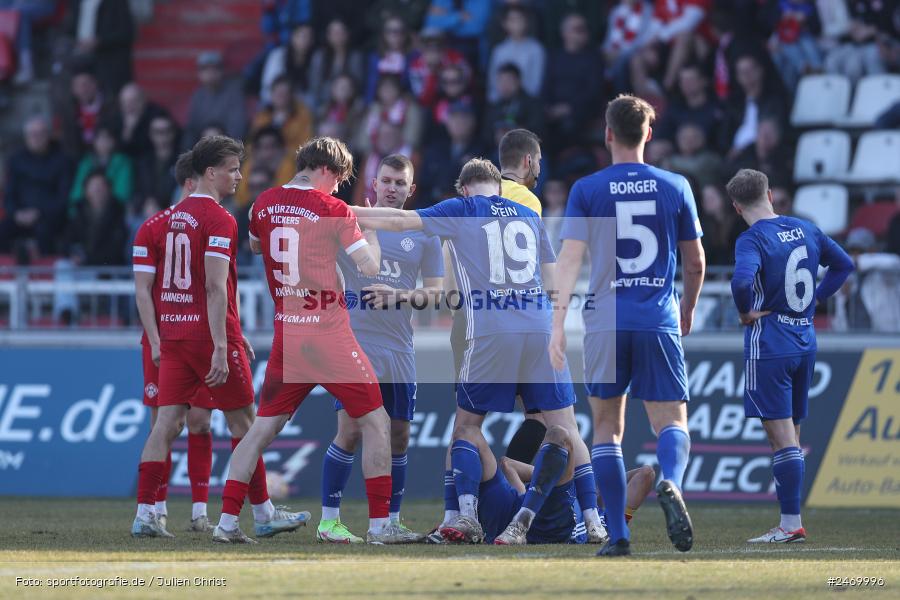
[134,271,161,365]
[678,238,706,335]
[204,255,230,387]
[351,205,423,231]
[549,239,586,371]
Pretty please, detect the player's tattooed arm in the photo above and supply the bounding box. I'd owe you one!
[134,271,161,365]
[351,240,381,277]
[351,205,423,231]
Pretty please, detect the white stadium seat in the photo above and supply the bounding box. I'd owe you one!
[844,130,900,183]
[843,74,900,126]
[793,184,849,235]
[793,130,851,182]
[791,75,851,126]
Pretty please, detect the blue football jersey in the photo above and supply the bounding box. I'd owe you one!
[734,215,850,358]
[338,229,443,351]
[560,163,702,333]
[416,195,555,339]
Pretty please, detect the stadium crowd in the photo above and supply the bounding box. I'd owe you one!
[0,0,899,328]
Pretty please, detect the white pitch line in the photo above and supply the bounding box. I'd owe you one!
[637,546,888,557]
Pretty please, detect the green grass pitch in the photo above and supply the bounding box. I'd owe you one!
[0,498,897,599]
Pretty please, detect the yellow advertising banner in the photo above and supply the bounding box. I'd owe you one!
[808,350,900,507]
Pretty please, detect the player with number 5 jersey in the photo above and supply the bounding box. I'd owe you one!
[551,95,707,557]
[727,169,853,545]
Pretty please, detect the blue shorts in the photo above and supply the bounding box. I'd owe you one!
[456,332,576,415]
[744,354,814,422]
[584,330,689,401]
[334,341,416,421]
[478,470,585,544]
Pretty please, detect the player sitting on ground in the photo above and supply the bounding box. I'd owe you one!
[319,154,443,544]
[217,137,404,544]
[352,158,596,545]
[132,136,307,540]
[133,151,218,533]
[442,420,656,545]
[727,169,853,544]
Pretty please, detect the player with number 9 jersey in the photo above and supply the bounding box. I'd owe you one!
[249,183,384,419]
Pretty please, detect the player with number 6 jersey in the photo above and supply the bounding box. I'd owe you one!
[727,169,853,545]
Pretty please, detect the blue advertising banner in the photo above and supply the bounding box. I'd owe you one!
[0,347,857,502]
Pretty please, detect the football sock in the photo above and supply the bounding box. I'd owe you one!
[365,475,392,521]
[321,443,354,520]
[657,425,691,490]
[252,499,275,523]
[521,443,569,517]
[513,506,536,528]
[192,502,207,520]
[573,463,600,524]
[137,461,166,512]
[137,503,155,520]
[232,437,269,506]
[451,440,482,518]
[592,443,629,542]
[369,517,389,533]
[443,469,459,524]
[625,508,634,524]
[220,479,249,529]
[188,432,212,503]
[155,453,172,510]
[773,446,804,531]
[505,418,546,463]
[390,453,408,517]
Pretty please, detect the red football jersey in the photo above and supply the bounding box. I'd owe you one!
[149,194,243,342]
[132,207,172,347]
[249,185,367,337]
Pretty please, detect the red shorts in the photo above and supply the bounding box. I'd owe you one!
[143,340,216,409]
[258,330,382,419]
[158,339,252,411]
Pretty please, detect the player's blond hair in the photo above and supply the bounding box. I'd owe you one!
[455,158,501,196]
[295,136,354,184]
[726,169,770,207]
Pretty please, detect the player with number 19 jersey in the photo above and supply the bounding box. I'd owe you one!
[416,194,574,415]
[143,194,253,410]
[561,162,702,401]
[249,184,383,418]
